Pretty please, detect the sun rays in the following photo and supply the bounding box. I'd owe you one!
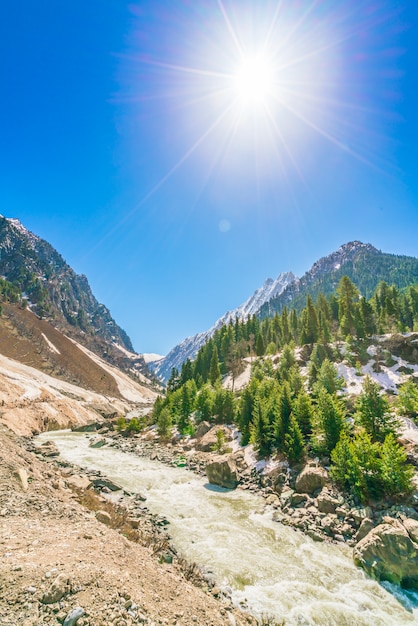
[118,0,405,214]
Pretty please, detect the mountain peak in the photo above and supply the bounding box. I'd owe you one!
[150,270,297,381]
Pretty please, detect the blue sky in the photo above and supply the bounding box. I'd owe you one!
[1,1,417,355]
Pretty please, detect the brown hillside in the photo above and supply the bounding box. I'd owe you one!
[0,302,121,397]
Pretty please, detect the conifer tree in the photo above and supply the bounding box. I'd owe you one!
[314,358,344,395]
[255,332,265,357]
[238,383,257,446]
[397,379,418,418]
[167,367,180,392]
[302,295,320,344]
[337,276,360,337]
[284,416,305,464]
[250,397,272,458]
[380,433,414,497]
[277,343,296,382]
[274,382,293,450]
[157,407,173,440]
[355,376,399,442]
[209,345,221,386]
[292,391,313,435]
[312,389,345,455]
[195,384,214,423]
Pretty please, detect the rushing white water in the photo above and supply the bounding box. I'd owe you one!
[37,431,418,625]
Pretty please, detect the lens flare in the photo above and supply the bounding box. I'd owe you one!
[233,53,276,108]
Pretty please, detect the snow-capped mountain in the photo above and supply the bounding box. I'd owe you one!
[258,241,418,319]
[151,271,297,382]
[0,215,154,380]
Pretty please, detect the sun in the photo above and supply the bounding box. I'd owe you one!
[233,53,276,108]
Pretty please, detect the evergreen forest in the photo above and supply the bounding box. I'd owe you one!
[152,277,418,504]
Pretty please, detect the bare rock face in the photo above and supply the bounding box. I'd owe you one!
[194,421,212,439]
[206,455,239,489]
[295,466,328,494]
[353,517,418,589]
[195,426,230,453]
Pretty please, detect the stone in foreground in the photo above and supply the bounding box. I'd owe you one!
[353,517,418,589]
[206,455,239,489]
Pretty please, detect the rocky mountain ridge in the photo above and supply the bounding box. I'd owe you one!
[151,271,296,382]
[0,215,151,379]
[259,240,418,318]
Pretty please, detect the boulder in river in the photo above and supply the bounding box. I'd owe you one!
[353,517,418,589]
[206,455,239,489]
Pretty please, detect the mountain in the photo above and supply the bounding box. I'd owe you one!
[258,241,418,319]
[0,215,149,377]
[151,271,296,382]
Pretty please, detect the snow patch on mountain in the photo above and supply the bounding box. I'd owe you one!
[151,271,297,382]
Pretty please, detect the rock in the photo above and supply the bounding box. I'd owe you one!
[63,607,85,625]
[41,573,70,604]
[95,510,112,525]
[354,518,418,588]
[89,438,107,449]
[403,518,418,543]
[206,455,238,489]
[295,466,327,494]
[279,488,294,507]
[71,422,99,432]
[92,477,123,492]
[350,506,373,527]
[291,493,308,507]
[317,490,340,514]
[37,441,60,457]
[196,426,230,453]
[65,474,92,490]
[194,421,212,439]
[355,518,375,542]
[17,467,29,492]
[261,464,287,492]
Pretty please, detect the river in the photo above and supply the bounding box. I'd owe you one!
[37,430,418,625]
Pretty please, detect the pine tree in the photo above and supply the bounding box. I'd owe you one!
[238,383,257,446]
[277,343,296,382]
[167,367,180,392]
[250,397,272,458]
[292,391,313,435]
[157,407,173,440]
[209,345,221,386]
[337,276,360,337]
[303,295,320,344]
[274,382,293,450]
[255,332,265,357]
[195,384,214,423]
[284,416,305,464]
[312,390,345,455]
[314,359,343,395]
[331,431,382,502]
[380,433,414,497]
[397,379,418,418]
[355,375,399,442]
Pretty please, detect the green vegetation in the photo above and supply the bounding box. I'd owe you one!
[153,276,418,504]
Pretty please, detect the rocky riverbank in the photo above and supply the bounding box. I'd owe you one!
[81,421,418,590]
